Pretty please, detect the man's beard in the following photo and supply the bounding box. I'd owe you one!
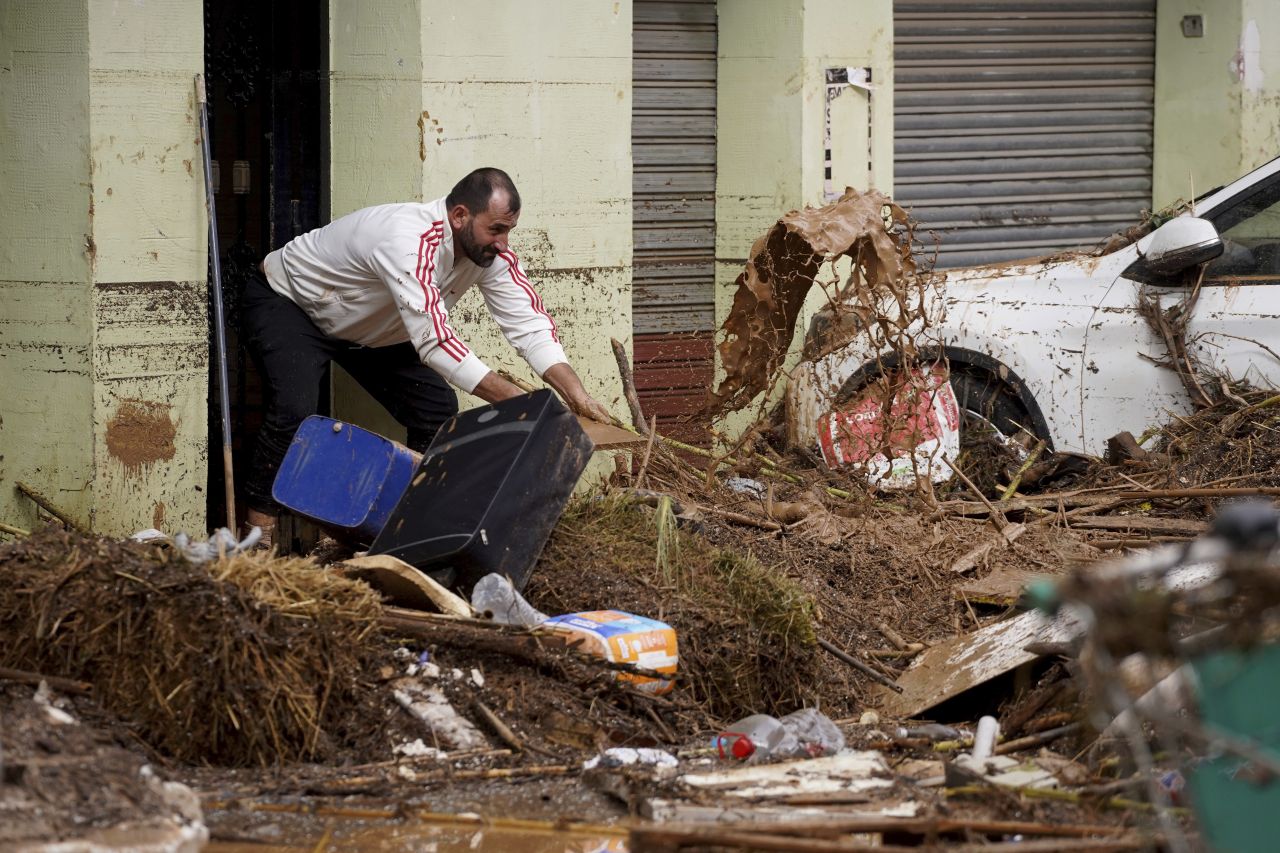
[456,224,499,268]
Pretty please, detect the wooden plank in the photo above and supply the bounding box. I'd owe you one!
[680,752,895,799]
[341,554,474,617]
[578,417,647,449]
[879,561,1216,718]
[1064,515,1208,534]
[958,565,1058,604]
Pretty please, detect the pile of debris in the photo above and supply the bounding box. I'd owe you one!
[6,191,1280,851]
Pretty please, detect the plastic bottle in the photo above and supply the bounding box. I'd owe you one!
[715,709,845,762]
[714,714,791,761]
[470,573,547,627]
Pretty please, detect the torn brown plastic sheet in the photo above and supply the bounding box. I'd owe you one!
[709,188,920,416]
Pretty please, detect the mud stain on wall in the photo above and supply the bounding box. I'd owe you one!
[106,400,177,474]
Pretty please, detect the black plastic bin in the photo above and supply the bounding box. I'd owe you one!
[369,389,594,594]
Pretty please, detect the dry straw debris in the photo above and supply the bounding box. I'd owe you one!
[0,527,387,766]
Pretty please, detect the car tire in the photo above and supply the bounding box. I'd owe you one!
[948,369,1035,443]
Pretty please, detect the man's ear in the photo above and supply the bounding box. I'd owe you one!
[447,203,470,230]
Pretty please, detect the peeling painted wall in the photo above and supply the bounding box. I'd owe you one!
[329,0,634,461]
[713,0,893,434]
[1154,1,1280,209]
[0,2,95,532]
[0,0,206,536]
[86,0,207,536]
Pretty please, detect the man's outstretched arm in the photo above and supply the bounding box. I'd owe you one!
[542,363,613,423]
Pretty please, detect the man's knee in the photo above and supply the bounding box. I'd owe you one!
[263,382,323,431]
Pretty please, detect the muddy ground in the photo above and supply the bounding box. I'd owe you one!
[5,384,1276,849]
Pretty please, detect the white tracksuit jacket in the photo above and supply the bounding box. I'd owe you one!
[261,197,566,394]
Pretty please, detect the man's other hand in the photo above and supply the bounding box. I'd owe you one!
[567,393,613,424]
[542,363,613,424]
[472,371,528,404]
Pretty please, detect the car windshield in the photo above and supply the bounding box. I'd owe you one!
[1206,173,1280,284]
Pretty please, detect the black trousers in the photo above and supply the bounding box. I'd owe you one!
[241,270,458,514]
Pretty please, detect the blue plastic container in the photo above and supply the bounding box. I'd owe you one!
[271,415,421,541]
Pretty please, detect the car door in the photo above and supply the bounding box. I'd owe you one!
[1183,169,1280,388]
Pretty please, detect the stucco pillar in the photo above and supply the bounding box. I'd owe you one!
[86,0,208,536]
[0,0,207,537]
[714,0,893,432]
[1154,1,1280,209]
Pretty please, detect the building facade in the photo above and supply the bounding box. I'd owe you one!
[1,0,1276,535]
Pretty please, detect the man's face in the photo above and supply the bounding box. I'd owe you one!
[450,191,519,268]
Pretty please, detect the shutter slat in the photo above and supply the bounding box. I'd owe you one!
[894,1,1155,268]
[633,0,717,435]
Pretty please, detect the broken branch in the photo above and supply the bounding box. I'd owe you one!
[999,440,1046,501]
[993,722,1082,755]
[610,337,651,435]
[817,638,903,693]
[472,699,525,753]
[0,665,93,695]
[1115,486,1280,500]
[15,482,86,533]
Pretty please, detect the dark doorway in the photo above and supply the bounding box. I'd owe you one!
[203,0,328,541]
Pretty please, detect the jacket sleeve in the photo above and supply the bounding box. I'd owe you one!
[368,227,491,393]
[476,250,568,377]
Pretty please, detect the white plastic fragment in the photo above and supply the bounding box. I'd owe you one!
[393,738,446,759]
[583,747,679,773]
[392,680,486,750]
[972,715,1000,761]
[130,526,262,562]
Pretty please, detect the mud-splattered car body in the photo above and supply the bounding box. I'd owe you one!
[788,156,1280,455]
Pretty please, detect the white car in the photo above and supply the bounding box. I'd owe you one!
[788,156,1280,456]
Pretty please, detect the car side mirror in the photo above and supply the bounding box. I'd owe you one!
[1134,217,1224,275]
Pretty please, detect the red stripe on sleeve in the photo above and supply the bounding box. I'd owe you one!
[500,250,559,343]
[415,223,468,362]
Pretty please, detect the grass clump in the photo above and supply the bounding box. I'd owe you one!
[526,491,824,722]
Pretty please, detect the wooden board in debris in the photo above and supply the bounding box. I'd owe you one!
[679,752,896,800]
[643,799,919,824]
[881,561,1217,718]
[340,554,474,617]
[577,416,647,449]
[957,565,1055,605]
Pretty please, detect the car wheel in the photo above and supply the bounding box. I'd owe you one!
[949,369,1036,447]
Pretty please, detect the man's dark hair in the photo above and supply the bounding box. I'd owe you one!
[446,168,521,215]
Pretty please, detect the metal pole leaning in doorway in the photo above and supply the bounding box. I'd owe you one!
[196,73,237,531]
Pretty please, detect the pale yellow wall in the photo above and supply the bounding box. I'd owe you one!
[0,1,95,532]
[714,0,893,434]
[329,0,634,466]
[1239,0,1280,178]
[86,0,207,535]
[0,0,205,537]
[1154,1,1280,209]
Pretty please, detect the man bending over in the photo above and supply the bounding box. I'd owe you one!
[240,167,610,544]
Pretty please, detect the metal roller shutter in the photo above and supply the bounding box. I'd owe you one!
[633,0,717,440]
[893,0,1156,268]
